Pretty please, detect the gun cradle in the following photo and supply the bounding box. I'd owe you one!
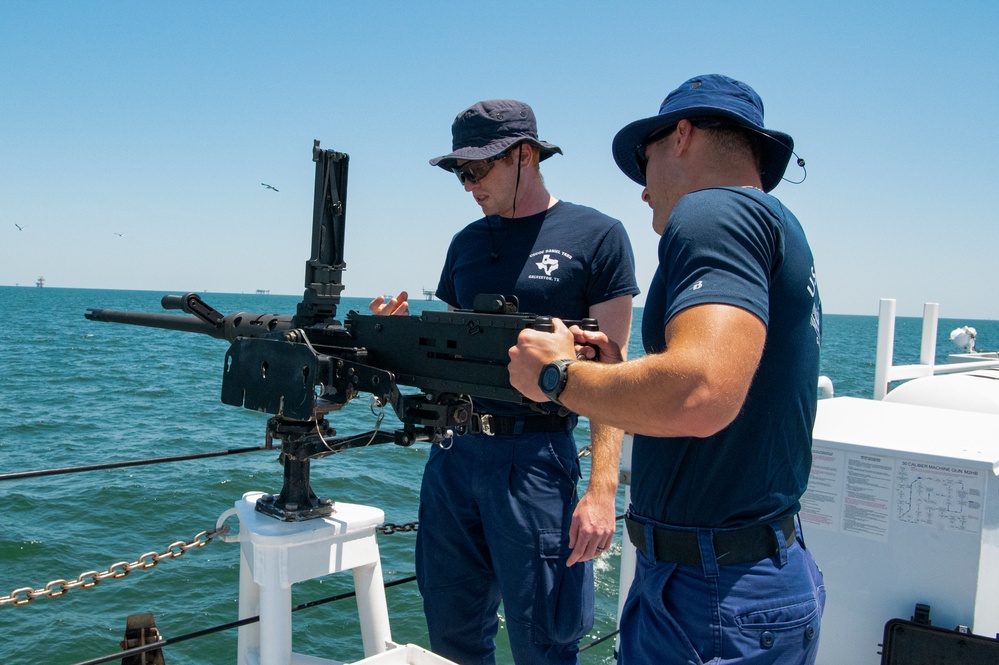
[218,309,580,433]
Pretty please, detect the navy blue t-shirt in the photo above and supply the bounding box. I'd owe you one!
[437,200,640,416]
[633,187,821,528]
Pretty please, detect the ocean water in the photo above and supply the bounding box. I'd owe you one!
[1,286,996,665]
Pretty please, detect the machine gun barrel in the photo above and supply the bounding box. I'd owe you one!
[86,292,297,343]
[84,308,225,338]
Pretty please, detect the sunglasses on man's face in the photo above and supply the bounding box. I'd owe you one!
[635,118,733,178]
[634,123,678,179]
[452,150,509,185]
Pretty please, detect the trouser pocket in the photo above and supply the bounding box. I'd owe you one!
[532,528,594,645]
[735,595,821,661]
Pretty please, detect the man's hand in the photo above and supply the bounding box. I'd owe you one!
[567,489,617,566]
[509,319,627,402]
[571,328,624,364]
[369,291,410,316]
[508,318,577,402]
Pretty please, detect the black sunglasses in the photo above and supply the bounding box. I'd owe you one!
[452,150,510,185]
[634,123,678,179]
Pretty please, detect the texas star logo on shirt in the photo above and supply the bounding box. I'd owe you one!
[535,254,559,276]
[527,248,572,282]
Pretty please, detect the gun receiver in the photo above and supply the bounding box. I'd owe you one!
[85,141,597,521]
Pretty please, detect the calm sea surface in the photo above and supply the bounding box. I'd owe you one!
[2,286,997,664]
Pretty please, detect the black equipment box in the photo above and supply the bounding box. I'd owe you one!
[880,617,999,664]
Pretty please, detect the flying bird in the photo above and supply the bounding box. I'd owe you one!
[114,232,125,237]
[261,183,279,192]
[14,223,26,231]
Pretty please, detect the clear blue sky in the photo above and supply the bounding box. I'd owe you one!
[2,1,997,318]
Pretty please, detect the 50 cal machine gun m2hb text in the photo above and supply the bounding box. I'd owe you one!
[85,141,597,522]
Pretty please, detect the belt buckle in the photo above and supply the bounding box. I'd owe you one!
[472,413,495,436]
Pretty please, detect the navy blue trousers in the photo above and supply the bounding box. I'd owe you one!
[415,430,593,665]
[619,516,825,664]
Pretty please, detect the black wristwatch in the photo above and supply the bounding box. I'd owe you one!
[538,359,575,406]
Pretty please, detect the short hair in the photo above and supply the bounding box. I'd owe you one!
[691,117,763,172]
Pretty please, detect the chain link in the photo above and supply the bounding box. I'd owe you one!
[578,445,592,459]
[377,521,419,535]
[0,526,228,608]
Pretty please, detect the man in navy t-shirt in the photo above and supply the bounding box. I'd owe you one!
[509,76,825,664]
[371,99,639,665]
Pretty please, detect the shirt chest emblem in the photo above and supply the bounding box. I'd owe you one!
[536,254,559,276]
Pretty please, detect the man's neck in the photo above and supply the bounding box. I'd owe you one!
[689,155,763,193]
[503,184,557,218]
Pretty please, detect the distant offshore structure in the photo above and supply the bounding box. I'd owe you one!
[255,289,270,294]
[36,276,45,288]
[422,288,436,300]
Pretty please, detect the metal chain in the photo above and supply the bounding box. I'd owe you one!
[377,521,418,535]
[0,525,229,608]
[578,445,592,459]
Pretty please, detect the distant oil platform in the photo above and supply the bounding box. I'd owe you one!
[422,288,436,300]
[36,276,45,288]
[255,289,270,295]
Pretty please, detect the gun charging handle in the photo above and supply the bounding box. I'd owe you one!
[161,293,225,329]
[530,316,599,333]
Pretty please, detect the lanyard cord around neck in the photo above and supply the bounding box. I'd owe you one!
[488,144,523,263]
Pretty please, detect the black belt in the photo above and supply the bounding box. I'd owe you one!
[625,514,797,566]
[469,413,571,436]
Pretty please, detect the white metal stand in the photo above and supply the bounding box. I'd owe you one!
[231,491,392,665]
[616,434,636,656]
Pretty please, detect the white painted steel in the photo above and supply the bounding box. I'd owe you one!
[874,299,897,400]
[884,371,999,415]
[616,433,636,656]
[805,397,999,664]
[231,493,393,665]
[919,302,939,365]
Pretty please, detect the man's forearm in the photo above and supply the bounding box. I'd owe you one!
[561,355,677,436]
[584,420,624,498]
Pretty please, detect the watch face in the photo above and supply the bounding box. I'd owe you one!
[540,365,562,392]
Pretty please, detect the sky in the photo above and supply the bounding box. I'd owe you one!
[2,1,997,319]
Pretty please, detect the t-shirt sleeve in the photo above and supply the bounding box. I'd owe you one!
[661,191,777,326]
[586,221,641,305]
[435,238,459,308]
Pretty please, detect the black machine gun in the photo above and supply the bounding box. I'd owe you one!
[86,141,596,521]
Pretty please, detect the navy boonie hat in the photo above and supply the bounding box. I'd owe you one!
[612,74,793,192]
[430,99,562,171]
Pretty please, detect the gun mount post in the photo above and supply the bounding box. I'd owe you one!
[257,417,398,521]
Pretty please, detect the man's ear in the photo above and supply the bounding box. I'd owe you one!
[674,118,695,154]
[514,142,535,166]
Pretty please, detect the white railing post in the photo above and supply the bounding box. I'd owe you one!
[873,299,896,400]
[919,302,940,366]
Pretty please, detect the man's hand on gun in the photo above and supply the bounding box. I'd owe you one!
[508,318,623,403]
[369,291,410,316]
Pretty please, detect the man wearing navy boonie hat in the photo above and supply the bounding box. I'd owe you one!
[371,99,639,665]
[509,75,825,664]
[427,99,564,172]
